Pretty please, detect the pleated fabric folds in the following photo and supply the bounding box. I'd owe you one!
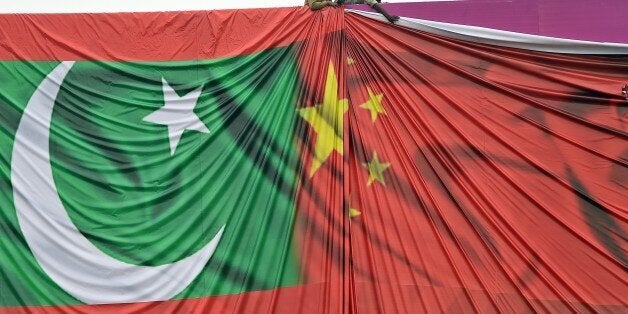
[0,6,626,313]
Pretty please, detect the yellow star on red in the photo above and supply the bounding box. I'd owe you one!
[298,61,349,177]
[362,151,390,186]
[349,207,361,218]
[359,88,386,123]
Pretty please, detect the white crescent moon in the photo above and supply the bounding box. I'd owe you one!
[11,61,224,304]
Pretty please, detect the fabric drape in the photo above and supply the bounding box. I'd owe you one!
[0,7,626,313]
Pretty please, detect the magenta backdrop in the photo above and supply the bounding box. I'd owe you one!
[349,0,628,44]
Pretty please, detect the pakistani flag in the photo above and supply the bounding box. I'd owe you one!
[0,21,322,308]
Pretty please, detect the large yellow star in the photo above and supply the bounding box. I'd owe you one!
[362,151,391,186]
[298,62,349,177]
[359,88,385,123]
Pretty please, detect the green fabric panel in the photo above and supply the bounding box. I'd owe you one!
[0,46,302,306]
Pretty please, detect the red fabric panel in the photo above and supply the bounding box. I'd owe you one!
[1,284,335,314]
[0,7,342,61]
[342,13,627,312]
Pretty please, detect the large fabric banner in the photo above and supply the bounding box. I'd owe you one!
[0,7,626,313]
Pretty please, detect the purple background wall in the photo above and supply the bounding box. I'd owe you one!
[350,0,628,44]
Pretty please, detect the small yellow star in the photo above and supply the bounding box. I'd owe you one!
[362,151,390,186]
[298,61,349,177]
[349,207,362,218]
[347,57,355,65]
[359,88,385,123]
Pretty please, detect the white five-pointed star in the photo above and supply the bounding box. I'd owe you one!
[143,78,209,156]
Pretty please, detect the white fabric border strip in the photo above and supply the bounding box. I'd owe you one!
[347,9,628,55]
